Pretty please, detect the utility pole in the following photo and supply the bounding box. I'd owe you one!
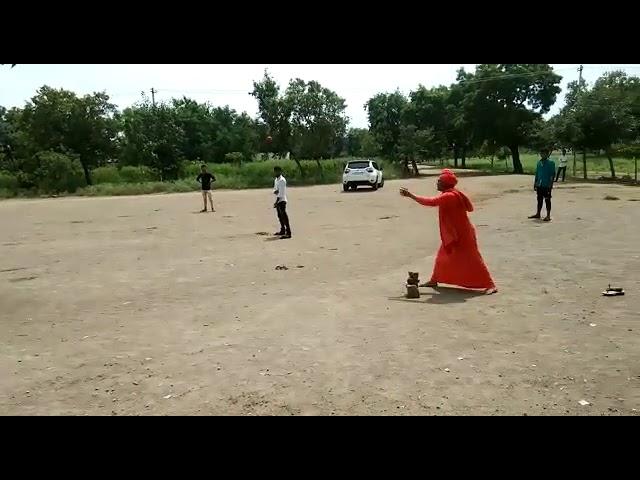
[151,88,157,107]
[576,65,585,179]
[578,65,584,87]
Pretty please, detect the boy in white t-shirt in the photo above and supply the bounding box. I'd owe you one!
[555,148,568,182]
[273,166,291,239]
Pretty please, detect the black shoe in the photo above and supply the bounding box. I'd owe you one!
[281,234,292,239]
[528,214,541,219]
[274,231,285,236]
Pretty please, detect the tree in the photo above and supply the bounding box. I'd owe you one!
[120,99,184,179]
[464,64,562,173]
[528,118,557,152]
[360,131,381,158]
[0,106,13,168]
[171,97,216,162]
[15,86,118,185]
[346,128,367,157]
[365,91,407,159]
[397,124,436,175]
[554,71,639,178]
[230,112,260,163]
[405,86,449,164]
[251,70,292,159]
[285,78,348,161]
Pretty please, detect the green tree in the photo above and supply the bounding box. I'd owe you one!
[405,85,450,164]
[397,124,436,175]
[285,78,348,160]
[360,131,381,158]
[555,71,639,178]
[14,86,118,185]
[0,106,12,169]
[33,151,85,193]
[465,64,562,174]
[230,112,260,162]
[251,70,292,158]
[120,99,185,180]
[346,128,365,156]
[365,91,408,159]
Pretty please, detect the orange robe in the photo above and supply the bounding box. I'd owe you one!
[414,189,495,290]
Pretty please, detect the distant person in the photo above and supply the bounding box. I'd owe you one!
[555,148,568,182]
[273,166,291,239]
[196,165,216,213]
[399,169,497,295]
[529,148,555,222]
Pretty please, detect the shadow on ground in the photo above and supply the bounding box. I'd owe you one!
[388,286,488,305]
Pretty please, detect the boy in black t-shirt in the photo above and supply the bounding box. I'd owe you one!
[196,165,216,212]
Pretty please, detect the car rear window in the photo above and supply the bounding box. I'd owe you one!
[347,162,370,169]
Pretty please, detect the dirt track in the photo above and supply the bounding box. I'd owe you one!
[1,175,639,415]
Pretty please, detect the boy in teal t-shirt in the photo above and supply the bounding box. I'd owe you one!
[529,148,556,222]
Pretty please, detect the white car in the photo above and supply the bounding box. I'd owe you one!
[342,160,384,191]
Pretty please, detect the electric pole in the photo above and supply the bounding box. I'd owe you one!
[571,65,584,178]
[578,65,584,87]
[577,65,587,179]
[151,88,157,107]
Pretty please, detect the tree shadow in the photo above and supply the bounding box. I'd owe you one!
[388,286,487,305]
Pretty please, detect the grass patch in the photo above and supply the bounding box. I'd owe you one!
[1,158,405,199]
[464,153,639,178]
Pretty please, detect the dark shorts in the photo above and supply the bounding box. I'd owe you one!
[536,187,552,199]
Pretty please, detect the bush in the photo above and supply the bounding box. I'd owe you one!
[92,166,122,184]
[0,171,19,190]
[181,161,206,179]
[119,165,158,183]
[34,151,85,193]
[225,152,244,166]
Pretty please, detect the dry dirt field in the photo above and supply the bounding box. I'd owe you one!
[1,175,639,416]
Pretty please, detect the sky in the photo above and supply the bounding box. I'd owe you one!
[3,64,640,129]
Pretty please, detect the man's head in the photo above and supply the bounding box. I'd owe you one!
[562,148,567,156]
[437,169,458,192]
[201,164,208,173]
[540,148,551,160]
[274,166,282,178]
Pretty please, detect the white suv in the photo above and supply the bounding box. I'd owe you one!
[342,160,384,191]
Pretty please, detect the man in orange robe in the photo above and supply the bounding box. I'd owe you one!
[400,169,497,295]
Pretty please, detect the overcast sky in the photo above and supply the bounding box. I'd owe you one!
[2,64,640,129]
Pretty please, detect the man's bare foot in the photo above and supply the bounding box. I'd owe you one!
[420,281,438,288]
[528,214,541,219]
[543,217,551,222]
[484,287,498,295]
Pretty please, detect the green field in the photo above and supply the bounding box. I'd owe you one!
[0,158,404,199]
[2,152,638,200]
[462,153,639,179]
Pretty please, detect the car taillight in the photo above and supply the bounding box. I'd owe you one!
[366,168,374,173]
[345,169,351,173]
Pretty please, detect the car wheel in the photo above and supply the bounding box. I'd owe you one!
[379,178,384,188]
[343,184,349,192]
[371,182,378,191]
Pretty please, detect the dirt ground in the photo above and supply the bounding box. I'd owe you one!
[1,175,639,416]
